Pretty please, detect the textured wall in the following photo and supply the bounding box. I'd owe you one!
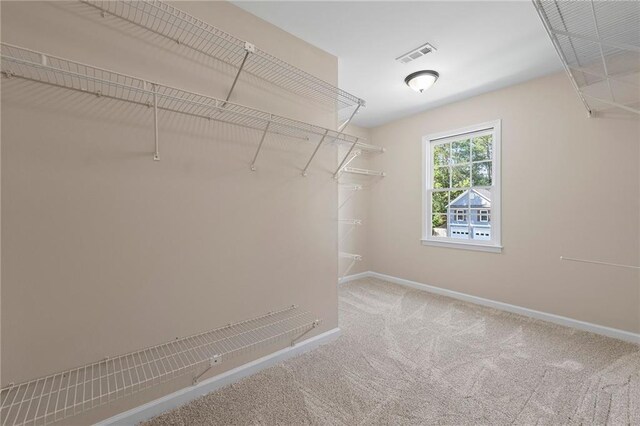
[1,1,340,422]
[367,72,640,333]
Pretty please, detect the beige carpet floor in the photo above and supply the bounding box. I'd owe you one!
[145,277,640,425]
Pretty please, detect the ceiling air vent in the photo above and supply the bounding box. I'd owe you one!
[396,42,437,64]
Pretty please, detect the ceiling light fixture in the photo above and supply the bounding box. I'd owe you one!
[405,70,439,93]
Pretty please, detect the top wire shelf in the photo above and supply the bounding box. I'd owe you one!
[0,306,319,426]
[1,43,382,171]
[533,0,640,116]
[81,0,365,113]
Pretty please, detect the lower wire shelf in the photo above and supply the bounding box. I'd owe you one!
[343,167,386,177]
[0,306,319,426]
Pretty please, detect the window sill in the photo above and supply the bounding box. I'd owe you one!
[421,239,503,253]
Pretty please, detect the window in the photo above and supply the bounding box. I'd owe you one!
[422,120,501,252]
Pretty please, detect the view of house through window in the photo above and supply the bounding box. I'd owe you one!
[424,121,500,249]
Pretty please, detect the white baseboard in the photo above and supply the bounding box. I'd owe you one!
[338,271,370,284]
[343,271,639,344]
[96,328,341,425]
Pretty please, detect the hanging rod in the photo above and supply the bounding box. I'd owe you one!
[0,44,383,171]
[560,256,640,270]
[339,219,362,225]
[81,0,365,112]
[343,167,386,177]
[0,306,319,426]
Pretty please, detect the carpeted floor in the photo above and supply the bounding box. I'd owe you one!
[145,277,640,425]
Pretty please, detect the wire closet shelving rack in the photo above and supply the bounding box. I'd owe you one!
[533,0,640,116]
[0,306,319,426]
[336,147,385,280]
[80,0,366,123]
[0,43,382,173]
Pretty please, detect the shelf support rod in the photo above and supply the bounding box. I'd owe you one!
[192,355,221,385]
[338,103,361,132]
[341,258,358,280]
[334,150,361,179]
[333,138,359,179]
[224,52,249,104]
[250,120,271,171]
[223,42,254,106]
[301,129,329,176]
[306,104,360,177]
[291,320,320,346]
[153,83,159,161]
[339,226,356,245]
[338,191,359,210]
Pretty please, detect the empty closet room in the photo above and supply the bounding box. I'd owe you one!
[1,1,638,425]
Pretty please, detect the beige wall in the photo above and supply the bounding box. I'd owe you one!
[1,1,340,422]
[368,72,640,333]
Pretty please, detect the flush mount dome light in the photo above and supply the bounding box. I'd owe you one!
[405,70,439,93]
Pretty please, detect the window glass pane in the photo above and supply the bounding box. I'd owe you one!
[472,135,493,162]
[450,208,468,224]
[433,143,450,166]
[431,191,448,214]
[471,208,490,223]
[432,214,447,237]
[469,188,492,240]
[450,189,464,204]
[451,165,470,188]
[433,166,450,189]
[472,161,492,186]
[427,125,497,246]
[451,139,470,164]
[449,187,469,240]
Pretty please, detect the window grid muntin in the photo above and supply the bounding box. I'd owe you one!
[427,126,497,244]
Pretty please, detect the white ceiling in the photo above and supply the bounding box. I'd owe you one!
[232,1,564,128]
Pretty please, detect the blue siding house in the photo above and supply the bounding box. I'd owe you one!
[447,189,491,240]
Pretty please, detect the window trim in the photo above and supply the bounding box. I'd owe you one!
[422,119,502,253]
[477,209,489,222]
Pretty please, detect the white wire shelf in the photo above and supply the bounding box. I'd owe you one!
[80,0,364,115]
[354,142,385,154]
[0,43,382,172]
[339,252,362,261]
[343,167,386,177]
[0,306,319,426]
[534,0,640,116]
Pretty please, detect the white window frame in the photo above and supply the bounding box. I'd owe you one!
[477,209,489,222]
[455,209,467,222]
[422,119,502,253]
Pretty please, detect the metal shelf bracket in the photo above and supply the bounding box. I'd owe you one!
[193,355,221,385]
[250,120,271,171]
[301,129,329,177]
[152,83,159,161]
[333,139,359,179]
